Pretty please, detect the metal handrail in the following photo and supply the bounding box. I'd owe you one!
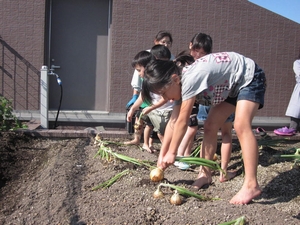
[0,36,40,110]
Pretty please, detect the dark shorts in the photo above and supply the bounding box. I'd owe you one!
[225,64,266,109]
[136,109,153,127]
[189,114,199,127]
[197,105,235,123]
[189,103,199,127]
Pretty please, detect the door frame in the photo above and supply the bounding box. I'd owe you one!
[44,0,112,114]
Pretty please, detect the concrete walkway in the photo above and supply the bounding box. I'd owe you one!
[15,119,300,141]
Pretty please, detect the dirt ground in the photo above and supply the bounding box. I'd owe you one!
[0,131,299,225]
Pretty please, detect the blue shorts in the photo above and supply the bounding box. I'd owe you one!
[225,64,266,109]
[197,105,235,123]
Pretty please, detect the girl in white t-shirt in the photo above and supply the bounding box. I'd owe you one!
[141,52,266,205]
[126,30,175,109]
[125,46,174,152]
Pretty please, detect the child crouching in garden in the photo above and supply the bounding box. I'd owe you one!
[141,52,266,205]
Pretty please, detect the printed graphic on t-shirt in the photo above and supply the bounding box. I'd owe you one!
[212,52,231,63]
[195,84,229,106]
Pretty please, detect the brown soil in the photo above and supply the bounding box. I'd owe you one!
[0,131,299,225]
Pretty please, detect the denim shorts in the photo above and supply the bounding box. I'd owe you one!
[225,64,266,109]
[197,105,235,123]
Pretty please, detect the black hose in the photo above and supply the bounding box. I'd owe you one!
[53,77,63,129]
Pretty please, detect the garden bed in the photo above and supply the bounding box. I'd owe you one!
[0,132,299,224]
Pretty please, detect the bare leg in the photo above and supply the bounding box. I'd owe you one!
[149,136,154,147]
[124,132,142,145]
[192,165,212,189]
[193,103,234,189]
[219,122,236,182]
[192,117,219,189]
[149,130,158,152]
[142,125,156,153]
[229,100,261,205]
[157,132,164,143]
[177,126,198,156]
[124,122,144,145]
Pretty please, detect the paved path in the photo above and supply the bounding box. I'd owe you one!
[15,120,300,141]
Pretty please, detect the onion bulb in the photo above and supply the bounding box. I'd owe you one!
[213,153,218,161]
[153,187,164,199]
[93,133,101,145]
[134,119,143,130]
[170,190,182,205]
[150,167,164,182]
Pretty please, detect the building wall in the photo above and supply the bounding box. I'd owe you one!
[1,0,300,118]
[0,0,45,110]
[111,0,300,117]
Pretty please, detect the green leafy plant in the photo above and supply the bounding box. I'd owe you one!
[0,96,27,131]
[157,183,218,201]
[218,216,246,225]
[175,156,225,174]
[273,148,300,168]
[257,137,289,149]
[94,137,155,169]
[92,169,130,190]
[93,136,156,190]
[190,144,201,157]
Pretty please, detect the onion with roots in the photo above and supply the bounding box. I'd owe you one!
[170,190,182,205]
[153,187,164,199]
[150,168,164,182]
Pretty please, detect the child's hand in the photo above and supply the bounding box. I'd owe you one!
[157,151,176,170]
[126,109,135,122]
[142,106,153,115]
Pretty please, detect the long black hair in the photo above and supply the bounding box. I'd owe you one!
[190,33,213,54]
[150,44,171,60]
[131,51,155,68]
[141,53,195,103]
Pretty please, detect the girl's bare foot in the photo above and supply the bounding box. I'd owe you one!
[229,185,261,205]
[220,170,237,183]
[142,145,157,153]
[149,146,157,153]
[124,139,140,145]
[191,167,212,190]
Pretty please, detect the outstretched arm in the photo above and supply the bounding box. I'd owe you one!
[126,70,142,108]
[157,97,195,169]
[142,97,168,115]
[126,94,143,122]
[157,103,180,169]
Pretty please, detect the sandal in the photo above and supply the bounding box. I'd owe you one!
[274,127,296,136]
[256,127,272,139]
[256,127,266,136]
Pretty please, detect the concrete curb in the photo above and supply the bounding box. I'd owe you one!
[14,119,300,141]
